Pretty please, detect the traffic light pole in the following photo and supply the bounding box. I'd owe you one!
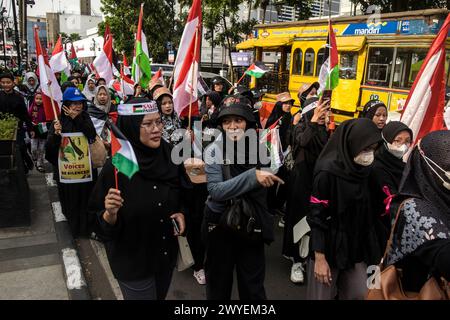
[11,0,21,71]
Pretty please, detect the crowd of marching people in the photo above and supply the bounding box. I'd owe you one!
[0,65,448,301]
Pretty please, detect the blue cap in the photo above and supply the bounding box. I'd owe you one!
[63,87,86,102]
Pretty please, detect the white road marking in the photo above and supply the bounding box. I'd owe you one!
[52,202,67,222]
[62,248,87,290]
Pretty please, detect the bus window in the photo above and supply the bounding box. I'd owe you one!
[292,49,303,75]
[392,48,428,89]
[366,47,394,87]
[315,48,325,76]
[304,48,315,76]
[339,52,358,80]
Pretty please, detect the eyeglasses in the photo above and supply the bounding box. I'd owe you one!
[140,119,163,130]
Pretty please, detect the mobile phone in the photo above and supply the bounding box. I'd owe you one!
[171,218,180,234]
[321,89,332,103]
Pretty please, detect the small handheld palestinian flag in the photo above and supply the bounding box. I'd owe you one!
[109,121,139,183]
[318,20,339,95]
[36,122,48,134]
[235,62,268,86]
[259,117,284,173]
[245,63,268,79]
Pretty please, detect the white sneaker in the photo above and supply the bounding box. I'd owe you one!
[290,262,304,284]
[193,269,206,285]
[278,217,285,228]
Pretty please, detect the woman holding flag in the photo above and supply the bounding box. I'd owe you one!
[45,87,98,238]
[88,97,190,300]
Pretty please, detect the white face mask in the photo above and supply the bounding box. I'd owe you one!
[354,150,375,167]
[387,142,409,159]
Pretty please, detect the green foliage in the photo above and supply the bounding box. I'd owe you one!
[0,113,18,140]
[202,0,258,81]
[99,0,184,62]
[69,33,81,42]
[60,32,81,43]
[350,0,447,13]
[282,0,313,20]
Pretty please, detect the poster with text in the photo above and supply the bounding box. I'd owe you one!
[58,132,93,184]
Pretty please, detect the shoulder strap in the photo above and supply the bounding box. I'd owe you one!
[380,198,412,268]
[222,164,232,181]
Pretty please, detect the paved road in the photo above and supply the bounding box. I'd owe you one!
[80,218,307,300]
[0,166,307,300]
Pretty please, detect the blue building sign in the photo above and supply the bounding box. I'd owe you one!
[400,19,444,35]
[342,21,398,35]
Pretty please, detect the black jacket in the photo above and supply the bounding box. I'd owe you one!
[0,90,33,131]
[88,160,187,281]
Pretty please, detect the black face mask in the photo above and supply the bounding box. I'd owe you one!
[399,130,450,213]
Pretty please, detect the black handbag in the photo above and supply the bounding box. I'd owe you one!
[220,165,258,235]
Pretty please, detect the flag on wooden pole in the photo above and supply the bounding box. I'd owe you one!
[173,0,202,117]
[34,26,62,121]
[401,13,450,144]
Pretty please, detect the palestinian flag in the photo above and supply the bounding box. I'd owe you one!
[87,104,108,137]
[259,117,284,173]
[132,3,152,88]
[318,20,339,95]
[36,122,48,134]
[245,63,267,79]
[68,43,79,68]
[109,121,139,179]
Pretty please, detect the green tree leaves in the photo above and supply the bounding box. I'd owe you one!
[99,0,183,62]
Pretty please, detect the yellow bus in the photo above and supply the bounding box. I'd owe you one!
[236,9,450,123]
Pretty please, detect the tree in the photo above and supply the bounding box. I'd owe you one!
[350,0,448,13]
[98,0,184,63]
[69,33,81,42]
[284,0,313,20]
[60,32,81,42]
[202,0,258,82]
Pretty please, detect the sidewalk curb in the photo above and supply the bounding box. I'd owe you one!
[45,171,91,300]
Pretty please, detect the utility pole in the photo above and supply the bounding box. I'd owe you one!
[23,0,28,69]
[11,0,21,71]
[210,27,214,73]
[19,0,28,69]
[1,6,6,70]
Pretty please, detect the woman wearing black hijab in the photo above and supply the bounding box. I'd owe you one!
[283,98,330,284]
[386,130,450,292]
[306,118,383,300]
[88,97,190,300]
[370,121,413,234]
[360,100,388,130]
[265,92,293,214]
[45,87,98,238]
[203,103,284,300]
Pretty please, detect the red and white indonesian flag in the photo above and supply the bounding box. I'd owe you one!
[173,0,201,116]
[34,26,62,121]
[401,14,450,144]
[49,35,70,78]
[118,62,135,98]
[93,35,114,84]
